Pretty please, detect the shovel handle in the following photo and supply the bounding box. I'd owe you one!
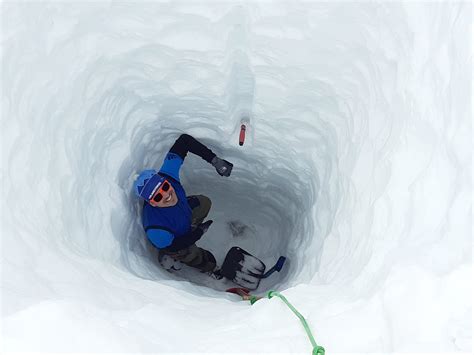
[260,256,287,278]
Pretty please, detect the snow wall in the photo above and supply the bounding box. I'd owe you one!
[1,1,472,353]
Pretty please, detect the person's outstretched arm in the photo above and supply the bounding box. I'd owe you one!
[159,134,233,181]
[169,134,216,163]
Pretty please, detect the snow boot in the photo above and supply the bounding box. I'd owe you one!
[158,253,182,272]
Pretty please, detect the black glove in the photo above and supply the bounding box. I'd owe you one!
[211,156,233,177]
[198,220,213,234]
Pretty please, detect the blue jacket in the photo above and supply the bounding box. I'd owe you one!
[141,134,216,251]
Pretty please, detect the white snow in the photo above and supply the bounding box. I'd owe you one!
[1,1,471,354]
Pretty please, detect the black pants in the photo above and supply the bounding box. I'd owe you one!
[159,195,216,272]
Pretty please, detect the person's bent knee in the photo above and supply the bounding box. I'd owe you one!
[197,195,211,213]
[197,195,211,208]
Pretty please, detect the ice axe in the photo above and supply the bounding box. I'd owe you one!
[226,287,262,304]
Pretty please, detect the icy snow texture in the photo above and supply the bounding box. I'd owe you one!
[1,1,471,353]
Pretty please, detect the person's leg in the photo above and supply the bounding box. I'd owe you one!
[188,195,212,226]
[180,244,216,272]
[159,195,213,272]
[161,244,216,272]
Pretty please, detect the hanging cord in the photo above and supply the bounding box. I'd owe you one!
[253,290,325,355]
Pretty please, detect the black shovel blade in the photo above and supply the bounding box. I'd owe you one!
[221,247,266,290]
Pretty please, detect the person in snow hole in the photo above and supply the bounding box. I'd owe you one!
[133,134,233,276]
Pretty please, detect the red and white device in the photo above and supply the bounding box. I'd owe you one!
[239,124,246,146]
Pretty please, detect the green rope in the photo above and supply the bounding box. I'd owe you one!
[256,290,325,355]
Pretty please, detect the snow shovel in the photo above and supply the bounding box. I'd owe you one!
[220,247,286,290]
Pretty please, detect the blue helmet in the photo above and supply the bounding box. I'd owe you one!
[133,169,165,201]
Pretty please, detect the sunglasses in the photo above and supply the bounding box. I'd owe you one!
[151,180,171,203]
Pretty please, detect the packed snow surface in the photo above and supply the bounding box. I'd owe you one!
[1,1,471,353]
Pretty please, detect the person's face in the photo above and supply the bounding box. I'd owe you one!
[149,180,178,208]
